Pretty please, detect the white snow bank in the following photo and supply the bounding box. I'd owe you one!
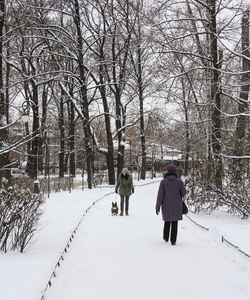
[0,179,250,300]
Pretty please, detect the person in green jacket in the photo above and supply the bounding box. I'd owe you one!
[115,168,134,216]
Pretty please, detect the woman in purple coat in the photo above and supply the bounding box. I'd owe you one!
[155,165,187,245]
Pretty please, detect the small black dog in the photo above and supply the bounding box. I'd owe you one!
[111,202,119,216]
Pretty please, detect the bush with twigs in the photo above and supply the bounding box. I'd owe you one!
[0,186,45,252]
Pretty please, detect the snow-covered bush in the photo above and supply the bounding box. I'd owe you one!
[186,174,250,219]
[0,187,45,252]
[9,177,37,193]
[39,177,74,193]
[12,177,75,193]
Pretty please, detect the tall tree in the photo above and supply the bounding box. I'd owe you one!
[73,0,93,188]
[82,0,116,185]
[131,0,147,180]
[234,9,250,176]
[207,0,223,189]
[106,0,135,175]
[0,0,10,186]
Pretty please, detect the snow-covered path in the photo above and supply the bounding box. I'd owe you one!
[45,181,250,300]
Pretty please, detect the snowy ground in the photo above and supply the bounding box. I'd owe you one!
[1,178,250,300]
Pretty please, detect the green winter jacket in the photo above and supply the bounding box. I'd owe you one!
[115,173,134,196]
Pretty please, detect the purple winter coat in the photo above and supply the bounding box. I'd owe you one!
[156,173,187,222]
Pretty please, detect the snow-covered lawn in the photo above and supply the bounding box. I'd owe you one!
[1,179,250,300]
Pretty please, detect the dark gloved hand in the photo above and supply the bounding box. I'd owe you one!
[132,188,134,194]
[115,189,118,194]
[156,210,159,215]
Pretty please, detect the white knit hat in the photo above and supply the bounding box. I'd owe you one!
[122,168,129,173]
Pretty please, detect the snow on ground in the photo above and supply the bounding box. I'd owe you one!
[1,178,250,300]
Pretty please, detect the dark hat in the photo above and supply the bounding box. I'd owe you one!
[166,165,177,173]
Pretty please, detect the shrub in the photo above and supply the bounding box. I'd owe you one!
[0,186,45,252]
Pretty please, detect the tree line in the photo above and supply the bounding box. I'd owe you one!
[0,0,249,201]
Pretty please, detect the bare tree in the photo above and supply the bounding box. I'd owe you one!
[234,8,249,176]
[0,0,10,186]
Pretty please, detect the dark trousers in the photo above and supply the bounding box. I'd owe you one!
[120,195,130,211]
[163,221,178,244]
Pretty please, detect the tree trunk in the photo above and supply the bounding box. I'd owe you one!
[110,0,132,177]
[69,99,75,177]
[133,5,146,180]
[137,45,146,180]
[182,84,190,177]
[0,0,10,186]
[74,0,93,188]
[37,87,47,175]
[30,82,39,180]
[115,91,125,176]
[99,69,115,185]
[59,92,65,178]
[208,0,223,189]
[234,9,249,175]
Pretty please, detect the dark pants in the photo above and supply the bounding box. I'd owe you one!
[120,195,130,211]
[163,221,178,244]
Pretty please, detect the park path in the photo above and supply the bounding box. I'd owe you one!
[44,181,250,300]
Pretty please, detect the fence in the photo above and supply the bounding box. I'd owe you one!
[10,171,163,195]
